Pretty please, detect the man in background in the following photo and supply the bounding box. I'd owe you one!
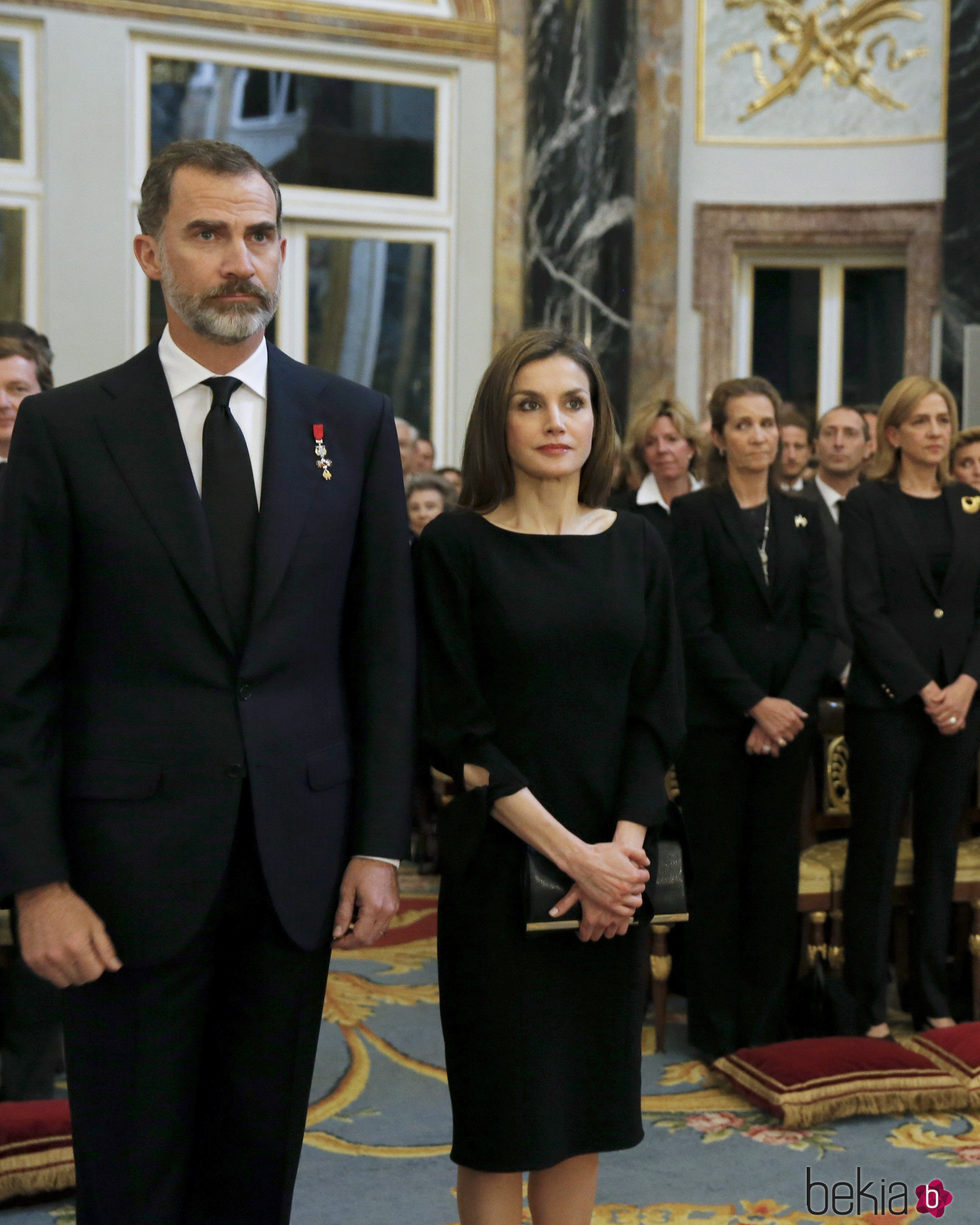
[395,415,419,477]
[0,324,62,1102]
[777,408,813,492]
[797,404,870,691]
[414,436,435,472]
[0,327,52,494]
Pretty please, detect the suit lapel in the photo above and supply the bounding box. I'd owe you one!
[94,346,235,654]
[249,347,322,633]
[712,484,772,606]
[941,484,978,598]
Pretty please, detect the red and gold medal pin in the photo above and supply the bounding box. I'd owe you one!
[313,424,332,480]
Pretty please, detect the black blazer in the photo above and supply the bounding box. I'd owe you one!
[0,343,416,964]
[670,484,834,728]
[841,479,980,708]
[797,479,852,684]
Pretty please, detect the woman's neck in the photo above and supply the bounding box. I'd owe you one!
[488,473,596,535]
[727,468,769,508]
[898,457,942,497]
[655,471,692,506]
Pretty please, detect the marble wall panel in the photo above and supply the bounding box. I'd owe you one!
[525,0,636,421]
[631,0,682,413]
[941,0,980,402]
[494,0,527,348]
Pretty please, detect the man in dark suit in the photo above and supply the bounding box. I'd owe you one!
[0,141,415,1224]
[0,328,52,497]
[0,326,63,1103]
[797,404,870,691]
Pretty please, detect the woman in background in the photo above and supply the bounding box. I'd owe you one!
[415,328,684,1224]
[842,377,980,1036]
[671,376,833,1061]
[951,427,980,491]
[619,399,703,547]
[406,472,457,538]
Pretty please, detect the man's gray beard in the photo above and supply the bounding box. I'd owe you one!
[159,255,280,346]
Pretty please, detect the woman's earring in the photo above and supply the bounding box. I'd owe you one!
[717,446,726,456]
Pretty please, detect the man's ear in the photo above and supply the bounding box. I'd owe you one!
[133,234,163,282]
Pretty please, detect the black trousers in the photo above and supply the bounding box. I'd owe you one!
[0,954,63,1100]
[678,724,811,1061]
[62,801,333,1225]
[842,701,980,1029]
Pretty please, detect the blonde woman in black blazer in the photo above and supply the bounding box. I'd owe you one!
[671,377,834,1061]
[841,376,980,1037]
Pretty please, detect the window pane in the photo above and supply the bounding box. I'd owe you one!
[307,237,432,434]
[751,268,820,421]
[0,39,22,162]
[842,267,906,407]
[0,207,24,317]
[150,58,436,198]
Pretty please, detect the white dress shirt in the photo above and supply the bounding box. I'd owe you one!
[636,470,703,511]
[157,326,268,505]
[156,328,397,870]
[814,473,845,524]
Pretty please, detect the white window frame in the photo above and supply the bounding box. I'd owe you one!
[130,36,456,447]
[277,221,449,455]
[735,249,906,416]
[0,21,41,324]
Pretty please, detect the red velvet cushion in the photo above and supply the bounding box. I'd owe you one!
[714,1037,968,1127]
[907,1021,980,1100]
[0,1100,74,1203]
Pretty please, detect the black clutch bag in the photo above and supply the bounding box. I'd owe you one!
[523,836,688,934]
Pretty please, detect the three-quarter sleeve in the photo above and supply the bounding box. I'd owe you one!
[414,514,528,803]
[614,523,686,828]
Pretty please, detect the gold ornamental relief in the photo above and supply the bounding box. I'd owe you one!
[720,0,930,120]
[824,733,850,815]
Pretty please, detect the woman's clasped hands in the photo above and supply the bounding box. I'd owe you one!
[745,695,808,757]
[549,838,650,943]
[921,676,978,736]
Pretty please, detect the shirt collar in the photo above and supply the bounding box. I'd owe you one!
[814,473,845,511]
[157,325,268,400]
[636,470,703,510]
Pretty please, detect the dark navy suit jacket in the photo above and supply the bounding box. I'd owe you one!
[0,342,415,964]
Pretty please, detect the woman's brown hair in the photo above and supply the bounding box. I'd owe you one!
[867,376,959,483]
[459,328,618,512]
[704,375,783,486]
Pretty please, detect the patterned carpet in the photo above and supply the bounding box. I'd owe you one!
[3,882,979,1223]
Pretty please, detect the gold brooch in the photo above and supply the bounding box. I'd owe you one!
[313,424,332,481]
[962,496,980,514]
[794,514,808,528]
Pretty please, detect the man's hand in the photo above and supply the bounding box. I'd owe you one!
[331,859,399,951]
[15,882,121,988]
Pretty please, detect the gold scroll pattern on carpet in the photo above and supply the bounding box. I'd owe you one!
[305,895,450,1158]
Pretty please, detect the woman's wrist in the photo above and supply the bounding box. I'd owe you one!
[614,819,647,850]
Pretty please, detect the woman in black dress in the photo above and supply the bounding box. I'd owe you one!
[415,329,685,1225]
[841,376,980,1036]
[670,377,833,1061]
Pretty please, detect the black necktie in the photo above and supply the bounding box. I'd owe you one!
[201,376,256,652]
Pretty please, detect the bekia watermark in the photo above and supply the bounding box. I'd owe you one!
[805,1166,954,1217]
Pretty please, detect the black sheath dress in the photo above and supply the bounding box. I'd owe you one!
[414,509,684,1172]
